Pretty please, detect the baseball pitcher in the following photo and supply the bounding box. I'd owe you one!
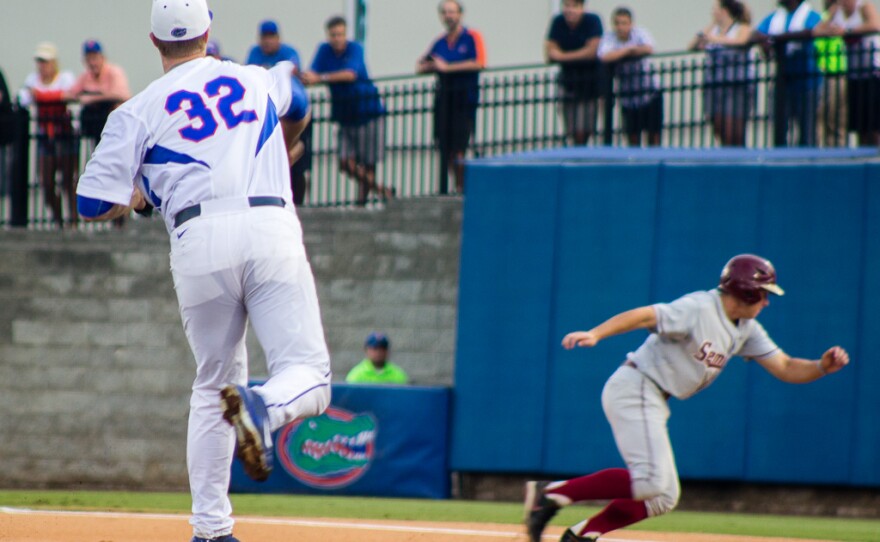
[75,2,331,541]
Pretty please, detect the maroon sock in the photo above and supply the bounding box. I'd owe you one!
[545,468,632,502]
[580,498,649,536]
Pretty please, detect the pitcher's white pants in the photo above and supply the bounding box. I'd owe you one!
[170,205,331,539]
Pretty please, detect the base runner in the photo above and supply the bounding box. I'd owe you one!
[525,254,850,542]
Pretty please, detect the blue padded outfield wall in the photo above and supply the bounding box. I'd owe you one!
[452,148,880,487]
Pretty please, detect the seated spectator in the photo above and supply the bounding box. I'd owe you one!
[816,0,880,146]
[346,332,409,384]
[246,20,301,69]
[752,0,824,147]
[690,0,755,146]
[598,7,663,147]
[545,0,604,145]
[301,16,393,206]
[417,0,487,194]
[18,42,78,229]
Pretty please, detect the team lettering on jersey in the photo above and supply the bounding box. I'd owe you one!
[694,341,729,369]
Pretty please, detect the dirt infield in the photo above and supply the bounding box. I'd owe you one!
[0,508,840,542]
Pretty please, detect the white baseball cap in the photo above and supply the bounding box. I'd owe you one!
[34,42,58,61]
[151,0,212,42]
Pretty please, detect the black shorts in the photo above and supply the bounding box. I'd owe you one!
[847,77,880,133]
[434,89,477,155]
[621,92,663,135]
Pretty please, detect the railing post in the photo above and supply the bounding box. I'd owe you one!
[10,108,29,228]
[772,39,788,148]
[602,62,615,146]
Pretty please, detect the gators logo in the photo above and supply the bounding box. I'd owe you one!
[277,406,377,489]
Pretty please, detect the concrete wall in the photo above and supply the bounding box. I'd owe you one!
[0,198,460,489]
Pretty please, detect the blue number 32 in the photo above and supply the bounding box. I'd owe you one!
[165,76,258,142]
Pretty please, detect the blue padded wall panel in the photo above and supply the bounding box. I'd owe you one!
[852,164,880,486]
[654,163,764,480]
[451,164,561,471]
[543,164,660,474]
[744,165,863,484]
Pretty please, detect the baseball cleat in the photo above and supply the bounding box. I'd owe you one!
[524,481,560,542]
[560,528,598,541]
[191,535,242,542]
[220,385,273,482]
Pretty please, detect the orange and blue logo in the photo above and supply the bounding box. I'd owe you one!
[277,407,377,489]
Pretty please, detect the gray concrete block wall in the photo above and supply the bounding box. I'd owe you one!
[0,197,461,489]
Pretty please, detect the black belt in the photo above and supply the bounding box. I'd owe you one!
[623,360,671,401]
[174,196,285,228]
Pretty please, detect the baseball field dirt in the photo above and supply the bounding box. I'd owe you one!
[0,508,840,542]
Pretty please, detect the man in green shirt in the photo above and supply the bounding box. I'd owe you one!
[346,332,409,384]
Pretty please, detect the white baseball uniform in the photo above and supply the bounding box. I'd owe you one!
[76,57,331,539]
[605,289,779,516]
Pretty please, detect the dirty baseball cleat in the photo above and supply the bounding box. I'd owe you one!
[524,481,560,542]
[191,535,242,542]
[220,384,273,482]
[560,528,599,542]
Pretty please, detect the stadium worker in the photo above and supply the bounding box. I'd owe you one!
[416,0,487,194]
[525,254,850,542]
[751,0,824,147]
[346,332,409,384]
[545,0,604,145]
[75,1,332,541]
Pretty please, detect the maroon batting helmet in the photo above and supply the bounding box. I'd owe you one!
[719,254,785,304]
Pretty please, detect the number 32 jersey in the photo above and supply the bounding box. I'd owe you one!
[77,58,295,232]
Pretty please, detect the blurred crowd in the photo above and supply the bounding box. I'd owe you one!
[1,0,879,227]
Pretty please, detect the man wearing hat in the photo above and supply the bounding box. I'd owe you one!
[18,42,77,228]
[67,40,131,108]
[246,19,301,69]
[346,332,410,384]
[75,1,332,540]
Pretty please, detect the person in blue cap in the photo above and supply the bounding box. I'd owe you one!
[346,332,409,384]
[246,19,301,69]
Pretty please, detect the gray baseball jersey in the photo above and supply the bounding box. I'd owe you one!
[628,289,780,399]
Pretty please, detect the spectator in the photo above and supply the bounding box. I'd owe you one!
[246,20,301,69]
[817,0,880,146]
[18,42,78,228]
[690,0,755,146]
[545,0,604,145]
[417,0,487,194]
[752,0,824,147]
[206,40,236,62]
[245,21,312,206]
[302,16,394,206]
[598,7,663,147]
[814,0,849,147]
[68,40,132,228]
[346,332,409,384]
[281,68,312,198]
[0,67,13,198]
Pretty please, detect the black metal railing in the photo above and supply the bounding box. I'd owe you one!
[1,34,876,227]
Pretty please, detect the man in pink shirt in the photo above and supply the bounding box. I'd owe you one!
[68,40,131,107]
